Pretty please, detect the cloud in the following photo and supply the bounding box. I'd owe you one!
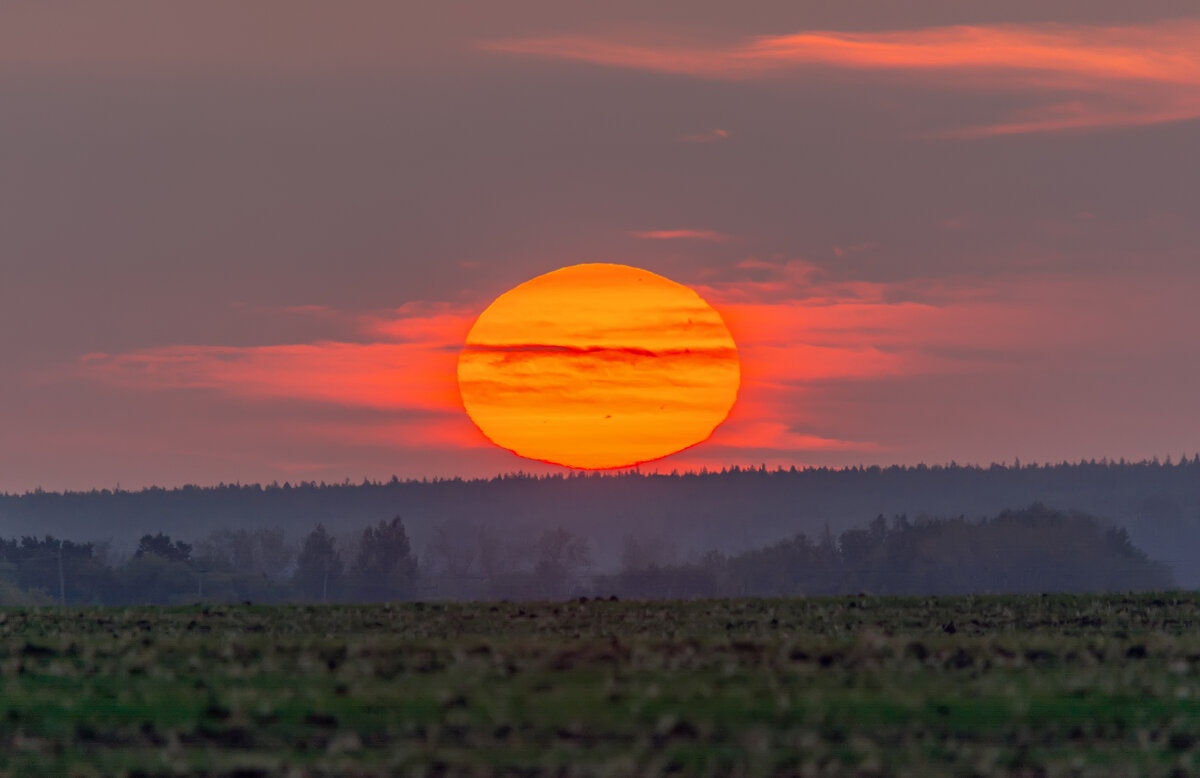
[362,301,476,344]
[290,417,492,452]
[487,20,1200,134]
[77,304,480,416]
[679,128,730,143]
[61,271,1032,467]
[631,229,732,241]
[69,263,1199,473]
[280,304,334,316]
[705,421,882,453]
[80,341,461,413]
[676,258,1200,462]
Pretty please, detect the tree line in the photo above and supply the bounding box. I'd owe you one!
[3,457,1199,587]
[0,504,1173,605]
[595,504,1173,598]
[0,518,418,606]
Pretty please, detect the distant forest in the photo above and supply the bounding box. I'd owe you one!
[0,505,1173,606]
[3,458,1198,584]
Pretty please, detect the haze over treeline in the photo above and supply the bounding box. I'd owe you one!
[0,504,1172,606]
[2,458,1197,584]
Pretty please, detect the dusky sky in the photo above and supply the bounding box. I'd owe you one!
[3,1,1198,491]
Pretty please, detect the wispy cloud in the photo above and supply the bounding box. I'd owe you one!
[706,422,882,453]
[77,305,478,416]
[631,229,732,242]
[280,304,334,316]
[487,20,1200,134]
[81,342,460,413]
[679,128,730,143]
[361,301,475,343]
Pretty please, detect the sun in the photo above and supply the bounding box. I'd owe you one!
[457,263,740,469]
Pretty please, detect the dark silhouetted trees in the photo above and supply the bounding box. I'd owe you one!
[294,523,344,602]
[348,516,418,601]
[596,504,1173,598]
[4,458,1200,584]
[135,533,192,563]
[0,536,115,605]
[0,502,1176,604]
[121,533,197,603]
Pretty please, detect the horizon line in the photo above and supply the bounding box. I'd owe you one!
[6,453,1197,498]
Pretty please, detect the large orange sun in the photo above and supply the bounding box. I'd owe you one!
[457,263,740,469]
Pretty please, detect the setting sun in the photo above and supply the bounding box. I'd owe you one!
[457,263,740,469]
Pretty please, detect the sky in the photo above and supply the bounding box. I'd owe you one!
[3,1,1199,492]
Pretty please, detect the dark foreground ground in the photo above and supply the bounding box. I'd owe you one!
[2,594,1200,777]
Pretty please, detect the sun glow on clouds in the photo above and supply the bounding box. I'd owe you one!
[75,259,1173,471]
[487,20,1200,134]
[81,342,462,414]
[631,229,732,242]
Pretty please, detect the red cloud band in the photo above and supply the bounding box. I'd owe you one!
[631,229,732,241]
[81,341,463,413]
[75,267,1180,464]
[487,20,1200,134]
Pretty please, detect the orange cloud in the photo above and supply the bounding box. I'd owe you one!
[82,341,461,414]
[487,20,1200,134]
[631,229,732,241]
[54,275,956,465]
[705,421,882,453]
[683,260,1189,459]
[75,263,1180,467]
[292,417,492,452]
[361,301,476,343]
[679,128,730,143]
[78,301,478,418]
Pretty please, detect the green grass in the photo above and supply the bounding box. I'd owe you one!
[1,594,1200,776]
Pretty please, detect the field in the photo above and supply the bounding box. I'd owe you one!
[2,594,1200,776]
